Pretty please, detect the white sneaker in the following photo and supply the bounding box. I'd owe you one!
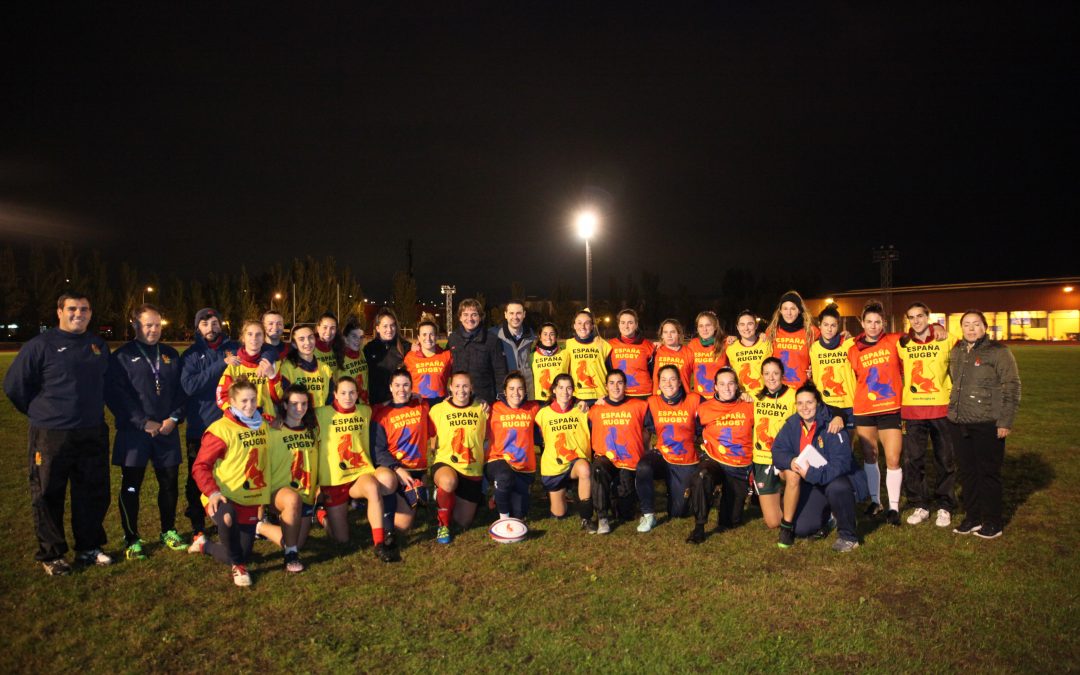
[935,509,952,527]
[74,548,113,567]
[637,513,656,533]
[187,533,207,554]
[596,518,611,535]
[231,564,251,587]
[906,508,930,525]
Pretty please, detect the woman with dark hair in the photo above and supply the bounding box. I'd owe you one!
[486,371,541,520]
[751,356,797,532]
[588,369,653,533]
[652,319,694,395]
[726,310,771,392]
[279,324,334,406]
[688,311,728,397]
[644,364,702,521]
[403,319,453,402]
[313,312,339,370]
[565,309,611,404]
[428,371,489,544]
[765,291,817,389]
[372,368,432,535]
[687,367,754,543]
[531,322,570,402]
[947,310,1021,539]
[261,383,318,573]
[607,309,655,398]
[364,307,411,406]
[334,316,369,404]
[771,383,868,552]
[536,373,594,529]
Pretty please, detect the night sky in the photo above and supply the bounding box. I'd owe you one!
[2,4,1076,302]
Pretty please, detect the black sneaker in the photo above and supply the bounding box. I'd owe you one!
[865,502,884,518]
[283,550,304,573]
[777,525,795,549]
[973,523,1002,539]
[885,509,901,527]
[953,519,982,535]
[686,525,706,545]
[580,518,597,534]
[374,542,401,563]
[42,558,71,576]
[384,532,396,550]
[811,516,836,540]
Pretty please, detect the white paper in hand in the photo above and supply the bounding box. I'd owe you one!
[794,443,828,472]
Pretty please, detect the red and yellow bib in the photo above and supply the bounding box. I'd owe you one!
[607,338,655,397]
[688,338,728,396]
[726,337,771,392]
[772,327,817,388]
[647,393,701,465]
[752,387,796,465]
[531,348,570,401]
[373,399,431,470]
[697,398,754,467]
[202,417,272,507]
[652,344,694,396]
[565,337,611,400]
[404,348,453,400]
[848,334,903,415]
[279,359,334,406]
[588,398,649,469]
[535,403,591,477]
[429,399,488,477]
[267,425,319,504]
[335,348,370,404]
[315,403,375,486]
[486,401,540,473]
[809,338,856,409]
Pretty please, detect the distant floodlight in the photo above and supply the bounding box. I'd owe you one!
[575,210,599,240]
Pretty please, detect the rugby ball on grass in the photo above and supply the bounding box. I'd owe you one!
[489,517,528,543]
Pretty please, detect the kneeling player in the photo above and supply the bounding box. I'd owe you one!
[372,368,432,534]
[486,372,541,521]
[428,372,489,544]
[536,374,594,531]
[588,370,651,533]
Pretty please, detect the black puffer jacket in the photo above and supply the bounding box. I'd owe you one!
[447,326,508,404]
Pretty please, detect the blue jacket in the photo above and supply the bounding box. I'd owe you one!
[492,323,537,396]
[771,406,869,501]
[180,334,240,439]
[105,341,185,432]
[3,328,111,429]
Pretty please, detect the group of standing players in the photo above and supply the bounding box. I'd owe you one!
[5,290,1020,586]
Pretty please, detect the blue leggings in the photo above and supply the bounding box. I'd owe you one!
[485,460,534,519]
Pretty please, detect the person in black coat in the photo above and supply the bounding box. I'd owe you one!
[3,292,113,574]
[105,304,187,559]
[364,307,411,405]
[446,298,507,404]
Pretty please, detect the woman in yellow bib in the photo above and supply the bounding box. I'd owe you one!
[315,376,400,563]
[531,322,570,402]
[726,310,771,392]
[215,320,283,413]
[565,310,610,403]
[536,374,595,531]
[428,371,489,544]
[279,325,334,406]
[189,378,273,587]
[259,383,318,573]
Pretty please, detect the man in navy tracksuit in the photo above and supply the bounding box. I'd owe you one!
[179,307,240,536]
[105,304,186,559]
[3,292,113,575]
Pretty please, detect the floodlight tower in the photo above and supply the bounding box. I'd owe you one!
[440,284,456,336]
[873,245,900,331]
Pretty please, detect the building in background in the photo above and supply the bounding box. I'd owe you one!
[806,277,1079,341]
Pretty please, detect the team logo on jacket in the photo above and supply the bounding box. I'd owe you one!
[91,344,102,356]
[162,355,171,364]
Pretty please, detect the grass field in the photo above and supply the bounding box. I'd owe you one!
[1,346,1078,673]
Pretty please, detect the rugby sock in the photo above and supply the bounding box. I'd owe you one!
[381,495,396,533]
[284,545,297,555]
[886,468,903,511]
[372,527,385,546]
[577,498,594,521]
[863,462,882,505]
[436,488,454,527]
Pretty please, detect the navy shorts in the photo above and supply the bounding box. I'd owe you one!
[853,411,901,430]
[540,458,585,492]
[431,463,483,503]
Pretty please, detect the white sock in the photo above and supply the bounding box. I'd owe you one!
[886,468,903,511]
[864,462,881,504]
[284,545,297,554]
[499,513,510,521]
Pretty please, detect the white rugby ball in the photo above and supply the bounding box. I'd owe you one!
[489,517,528,543]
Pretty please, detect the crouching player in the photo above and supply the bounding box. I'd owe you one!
[536,374,594,531]
[189,378,272,587]
[258,384,318,573]
[687,367,754,544]
[588,370,651,533]
[428,371,489,544]
[486,372,541,521]
[372,368,432,537]
[316,377,401,563]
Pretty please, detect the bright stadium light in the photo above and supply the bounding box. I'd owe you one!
[573,209,600,310]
